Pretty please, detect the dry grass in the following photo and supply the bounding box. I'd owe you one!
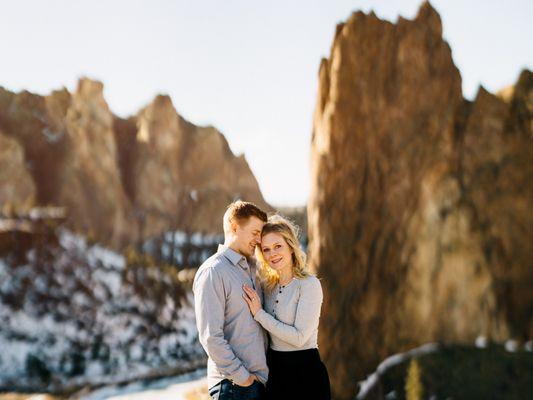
[183,383,210,400]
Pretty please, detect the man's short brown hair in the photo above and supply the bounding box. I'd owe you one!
[223,200,267,233]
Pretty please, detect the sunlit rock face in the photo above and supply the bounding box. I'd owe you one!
[177,124,268,232]
[0,79,268,248]
[0,131,36,208]
[123,95,269,240]
[0,87,69,208]
[59,79,134,247]
[308,2,532,398]
[0,80,134,247]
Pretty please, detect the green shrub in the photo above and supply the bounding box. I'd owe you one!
[25,353,51,384]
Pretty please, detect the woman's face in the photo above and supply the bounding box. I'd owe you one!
[261,232,293,273]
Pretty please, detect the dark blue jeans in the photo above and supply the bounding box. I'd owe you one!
[209,379,265,400]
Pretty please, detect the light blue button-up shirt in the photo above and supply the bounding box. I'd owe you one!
[193,245,268,389]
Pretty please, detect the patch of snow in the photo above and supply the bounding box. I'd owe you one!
[86,362,105,376]
[475,335,488,348]
[0,339,34,378]
[159,295,175,324]
[0,261,12,291]
[92,269,122,296]
[129,344,144,361]
[175,292,198,343]
[385,390,397,399]
[173,231,187,246]
[34,275,48,292]
[356,343,440,400]
[190,233,203,246]
[162,243,171,259]
[59,229,88,252]
[88,245,126,270]
[73,292,92,307]
[505,339,519,352]
[357,373,378,400]
[190,190,198,202]
[92,284,109,301]
[42,127,63,143]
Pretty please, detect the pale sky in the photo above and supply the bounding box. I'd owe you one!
[1,1,531,206]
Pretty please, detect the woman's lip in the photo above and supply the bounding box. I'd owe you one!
[271,257,282,264]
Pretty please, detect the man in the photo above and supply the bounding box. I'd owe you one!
[193,201,269,400]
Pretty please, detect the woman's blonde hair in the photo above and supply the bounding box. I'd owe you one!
[256,214,310,292]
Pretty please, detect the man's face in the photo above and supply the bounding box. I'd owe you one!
[233,216,265,257]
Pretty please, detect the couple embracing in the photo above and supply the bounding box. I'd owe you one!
[193,201,331,400]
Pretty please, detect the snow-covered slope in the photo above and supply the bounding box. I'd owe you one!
[0,216,205,394]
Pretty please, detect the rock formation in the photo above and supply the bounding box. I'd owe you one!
[0,131,35,209]
[0,79,268,248]
[61,79,133,246]
[123,95,267,240]
[308,2,532,398]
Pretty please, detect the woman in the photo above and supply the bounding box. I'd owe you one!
[242,215,331,400]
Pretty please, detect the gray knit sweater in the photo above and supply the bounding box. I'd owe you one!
[254,275,323,351]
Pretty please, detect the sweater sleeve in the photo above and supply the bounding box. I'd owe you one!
[254,277,323,348]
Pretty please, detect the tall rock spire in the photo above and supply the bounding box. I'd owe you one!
[308,2,532,398]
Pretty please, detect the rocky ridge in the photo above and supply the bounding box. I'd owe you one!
[0,80,268,248]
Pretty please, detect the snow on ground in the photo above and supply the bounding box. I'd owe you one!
[356,343,440,399]
[0,228,205,391]
[78,369,207,400]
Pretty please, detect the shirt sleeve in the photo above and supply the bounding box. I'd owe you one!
[254,277,323,348]
[193,266,251,385]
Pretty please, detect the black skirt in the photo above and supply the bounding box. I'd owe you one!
[265,347,331,400]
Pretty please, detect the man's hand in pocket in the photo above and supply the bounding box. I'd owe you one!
[239,374,258,387]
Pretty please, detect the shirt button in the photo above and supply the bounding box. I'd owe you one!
[275,300,279,303]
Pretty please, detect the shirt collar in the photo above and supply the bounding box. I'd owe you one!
[218,244,248,269]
